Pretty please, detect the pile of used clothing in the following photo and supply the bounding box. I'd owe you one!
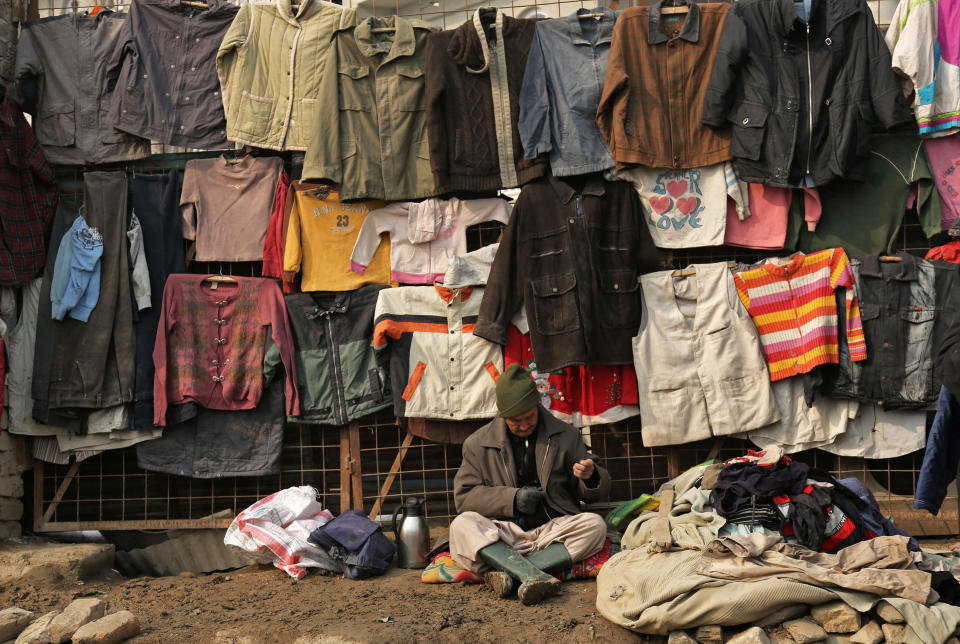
[708,448,915,553]
[596,449,960,641]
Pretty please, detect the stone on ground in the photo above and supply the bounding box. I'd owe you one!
[15,610,61,644]
[849,620,883,644]
[756,604,809,627]
[0,541,114,583]
[0,608,34,642]
[726,626,770,644]
[668,631,697,644]
[47,599,104,643]
[694,625,723,643]
[783,617,828,644]
[810,601,861,633]
[875,603,904,624]
[70,611,139,644]
[766,628,795,644]
[881,623,905,644]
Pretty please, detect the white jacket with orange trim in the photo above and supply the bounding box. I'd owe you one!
[373,285,502,419]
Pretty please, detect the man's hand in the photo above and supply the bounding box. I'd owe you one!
[515,486,547,515]
[573,458,595,480]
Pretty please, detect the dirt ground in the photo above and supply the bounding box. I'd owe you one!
[0,562,656,643]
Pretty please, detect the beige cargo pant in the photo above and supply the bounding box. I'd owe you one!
[448,510,606,572]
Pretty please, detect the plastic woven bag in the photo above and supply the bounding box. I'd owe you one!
[224,486,339,579]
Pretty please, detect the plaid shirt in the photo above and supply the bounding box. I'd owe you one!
[0,91,57,286]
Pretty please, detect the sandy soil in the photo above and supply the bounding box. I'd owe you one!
[0,563,656,643]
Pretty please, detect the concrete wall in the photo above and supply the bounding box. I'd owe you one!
[0,433,25,539]
[0,0,14,91]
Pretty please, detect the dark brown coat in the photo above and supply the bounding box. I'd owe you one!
[453,407,611,520]
[424,8,548,192]
[474,174,663,373]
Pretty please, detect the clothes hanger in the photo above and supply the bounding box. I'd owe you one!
[578,6,606,19]
[309,185,331,200]
[223,145,253,165]
[371,26,397,32]
[179,0,209,8]
[204,265,237,284]
[878,255,903,262]
[661,0,689,15]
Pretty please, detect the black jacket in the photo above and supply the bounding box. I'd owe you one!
[702,0,913,187]
[937,312,960,401]
[826,252,960,409]
[473,174,663,372]
[425,8,549,192]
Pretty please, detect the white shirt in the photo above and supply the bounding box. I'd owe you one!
[350,198,511,284]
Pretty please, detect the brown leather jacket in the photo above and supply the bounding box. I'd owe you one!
[597,1,732,170]
[453,406,611,520]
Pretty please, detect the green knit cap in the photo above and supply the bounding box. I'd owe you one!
[496,363,540,418]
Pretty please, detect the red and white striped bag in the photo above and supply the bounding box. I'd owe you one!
[224,486,338,579]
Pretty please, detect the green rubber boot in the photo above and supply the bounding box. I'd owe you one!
[526,543,573,574]
[485,543,574,598]
[478,541,562,605]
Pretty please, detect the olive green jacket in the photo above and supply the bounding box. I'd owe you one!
[216,0,356,151]
[302,16,441,200]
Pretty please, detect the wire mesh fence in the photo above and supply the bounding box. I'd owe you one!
[24,0,951,536]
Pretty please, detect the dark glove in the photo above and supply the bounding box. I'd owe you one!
[514,486,547,515]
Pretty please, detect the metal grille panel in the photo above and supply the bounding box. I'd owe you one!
[23,0,949,536]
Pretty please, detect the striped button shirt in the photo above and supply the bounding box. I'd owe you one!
[734,248,866,381]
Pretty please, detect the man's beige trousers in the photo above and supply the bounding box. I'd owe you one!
[449,511,606,572]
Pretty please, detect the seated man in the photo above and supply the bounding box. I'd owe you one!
[449,363,611,605]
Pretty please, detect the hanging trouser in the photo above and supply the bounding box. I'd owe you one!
[130,171,185,429]
[136,376,285,478]
[46,171,134,413]
[32,198,80,426]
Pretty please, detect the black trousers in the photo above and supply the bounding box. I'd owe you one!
[130,171,185,429]
[32,198,79,425]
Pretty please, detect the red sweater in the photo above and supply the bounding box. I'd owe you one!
[152,274,299,426]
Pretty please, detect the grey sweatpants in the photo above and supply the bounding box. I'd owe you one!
[448,510,606,572]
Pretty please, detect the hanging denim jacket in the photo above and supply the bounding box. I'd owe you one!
[914,386,960,515]
[825,252,960,409]
[50,215,104,323]
[518,8,617,176]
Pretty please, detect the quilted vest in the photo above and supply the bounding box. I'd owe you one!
[216,0,356,151]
